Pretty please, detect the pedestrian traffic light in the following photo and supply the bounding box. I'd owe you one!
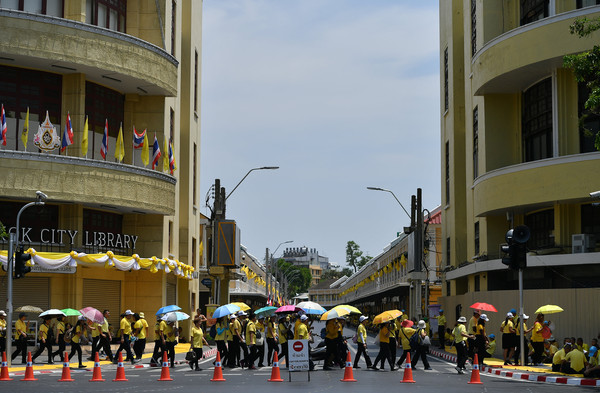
[14,246,31,279]
[501,226,530,270]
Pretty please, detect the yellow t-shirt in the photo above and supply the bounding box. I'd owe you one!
[531,321,544,342]
[565,349,586,371]
[278,322,288,344]
[266,321,276,339]
[454,324,468,343]
[552,348,566,365]
[192,326,204,348]
[399,327,415,349]
[120,317,132,335]
[15,319,27,340]
[515,322,527,336]
[296,323,309,340]
[379,326,390,344]
[57,321,65,335]
[163,322,176,342]
[325,320,338,340]
[294,319,302,339]
[467,316,478,335]
[72,325,82,344]
[232,319,242,337]
[91,321,100,338]
[357,324,367,344]
[256,321,265,338]
[101,318,109,333]
[501,320,514,334]
[215,320,227,341]
[134,320,146,339]
[246,321,256,345]
[476,323,485,336]
[388,322,397,338]
[0,319,6,337]
[39,323,49,341]
[486,340,497,355]
[437,315,446,326]
[226,321,233,341]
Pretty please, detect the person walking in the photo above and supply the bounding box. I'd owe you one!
[530,313,545,366]
[323,318,340,370]
[160,317,177,368]
[116,310,137,364]
[411,320,432,370]
[388,318,398,367]
[151,315,163,365]
[214,316,229,366]
[255,315,266,367]
[237,311,249,367]
[244,312,258,370]
[52,315,66,362]
[353,315,372,369]
[0,310,6,354]
[453,316,473,374]
[467,310,480,361]
[227,314,240,368]
[266,315,278,366]
[69,316,87,368]
[32,317,54,364]
[513,314,533,365]
[396,319,415,368]
[372,322,394,370]
[277,315,289,366]
[87,316,100,361]
[474,314,490,369]
[98,309,114,362]
[11,313,29,364]
[133,312,148,360]
[500,312,516,365]
[436,309,446,349]
[189,315,210,371]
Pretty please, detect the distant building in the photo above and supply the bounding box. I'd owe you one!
[282,246,331,285]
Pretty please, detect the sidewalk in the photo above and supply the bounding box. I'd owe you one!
[429,346,600,387]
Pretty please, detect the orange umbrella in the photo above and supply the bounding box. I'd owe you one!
[470,302,497,312]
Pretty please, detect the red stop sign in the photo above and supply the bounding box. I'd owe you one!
[293,341,304,352]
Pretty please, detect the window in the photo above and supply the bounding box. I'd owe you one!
[194,50,199,114]
[86,0,126,33]
[582,204,600,241]
[520,0,549,26]
[168,221,173,254]
[171,0,176,56]
[474,275,480,292]
[471,0,476,57]
[444,47,449,112]
[525,209,554,250]
[577,0,600,8]
[522,78,553,162]
[474,222,480,256]
[445,141,450,204]
[85,81,125,159]
[473,106,478,179]
[193,143,197,205]
[2,0,63,16]
[578,82,600,153]
[170,107,175,145]
[446,237,451,266]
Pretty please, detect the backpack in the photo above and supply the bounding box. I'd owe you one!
[408,329,420,349]
[209,324,217,339]
[320,327,327,339]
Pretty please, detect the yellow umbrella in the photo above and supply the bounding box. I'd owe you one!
[535,305,563,314]
[231,302,250,311]
[334,304,361,314]
[320,307,351,321]
[373,310,402,325]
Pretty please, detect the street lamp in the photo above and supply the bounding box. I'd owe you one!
[366,187,411,220]
[6,190,48,366]
[226,166,279,200]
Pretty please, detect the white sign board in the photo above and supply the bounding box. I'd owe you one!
[30,265,76,274]
[288,339,309,371]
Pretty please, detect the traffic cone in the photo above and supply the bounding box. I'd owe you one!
[468,354,483,384]
[340,351,357,382]
[20,352,37,381]
[0,351,12,381]
[210,351,226,382]
[157,351,173,381]
[58,352,74,382]
[268,351,283,382]
[113,352,128,381]
[400,352,415,383]
[89,352,105,382]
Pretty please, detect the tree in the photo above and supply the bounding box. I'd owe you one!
[564,17,600,150]
[276,259,312,297]
[346,240,372,272]
[319,267,354,281]
[0,221,6,240]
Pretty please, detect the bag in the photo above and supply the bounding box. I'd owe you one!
[287,330,294,340]
[320,327,327,340]
[352,334,358,344]
[256,330,262,339]
[209,324,217,339]
[408,330,420,349]
[541,325,552,339]
[422,335,431,346]
[185,350,197,361]
[64,327,74,343]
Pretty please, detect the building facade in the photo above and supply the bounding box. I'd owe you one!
[0,0,205,337]
[440,0,600,343]
[282,246,329,285]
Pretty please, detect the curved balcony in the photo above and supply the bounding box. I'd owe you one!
[473,152,600,217]
[0,151,176,215]
[0,9,178,96]
[472,8,600,95]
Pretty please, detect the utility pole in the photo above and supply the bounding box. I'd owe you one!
[265,247,270,301]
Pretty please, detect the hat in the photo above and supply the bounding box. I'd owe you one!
[237,311,247,316]
[506,312,514,318]
[439,309,443,313]
[124,309,134,316]
[489,334,495,339]
[510,308,517,315]
[480,314,489,321]
[417,320,426,329]
[522,314,529,319]
[139,312,145,319]
[457,316,467,323]
[0,310,6,317]
[229,314,237,319]
[359,316,368,322]
[300,315,308,321]
[401,319,414,328]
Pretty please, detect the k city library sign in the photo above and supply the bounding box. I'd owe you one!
[10,227,138,250]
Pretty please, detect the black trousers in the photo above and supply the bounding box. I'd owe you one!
[152,339,164,363]
[166,341,176,367]
[397,347,411,366]
[216,340,228,364]
[239,339,249,365]
[266,337,278,365]
[52,334,66,361]
[438,326,445,348]
[373,342,393,369]
[279,341,288,364]
[116,334,134,361]
[256,344,265,366]
[90,336,100,359]
[531,341,544,364]
[0,336,5,354]
[134,338,146,359]
[12,336,28,363]
[228,338,240,367]
[69,342,83,365]
[389,337,397,365]
[456,341,468,369]
[324,337,337,368]
[467,337,476,360]
[99,335,114,362]
[411,344,430,368]
[33,340,53,363]
[190,347,203,369]
[246,344,258,367]
[354,342,372,367]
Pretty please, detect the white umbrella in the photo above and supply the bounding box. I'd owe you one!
[297,301,326,315]
[39,309,66,318]
[161,311,190,322]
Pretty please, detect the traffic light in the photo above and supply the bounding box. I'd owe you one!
[501,226,530,270]
[14,246,31,279]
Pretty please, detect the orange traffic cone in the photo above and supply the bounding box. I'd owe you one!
[20,352,37,381]
[468,354,483,384]
[113,352,128,381]
[157,351,173,381]
[89,352,105,382]
[268,351,283,382]
[210,351,226,382]
[340,351,357,382]
[58,352,74,382]
[0,351,12,381]
[400,351,415,383]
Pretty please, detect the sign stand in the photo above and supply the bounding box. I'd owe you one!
[287,339,310,382]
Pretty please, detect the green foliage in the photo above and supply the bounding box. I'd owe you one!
[346,240,372,272]
[564,17,600,150]
[320,267,354,281]
[0,221,6,239]
[276,259,312,296]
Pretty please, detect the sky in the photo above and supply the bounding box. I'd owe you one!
[200,0,440,268]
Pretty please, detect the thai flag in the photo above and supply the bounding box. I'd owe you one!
[100,119,108,160]
[1,104,6,146]
[168,139,175,174]
[61,112,74,151]
[133,127,146,149]
[151,134,161,170]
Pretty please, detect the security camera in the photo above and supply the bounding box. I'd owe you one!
[590,191,600,199]
[36,191,48,201]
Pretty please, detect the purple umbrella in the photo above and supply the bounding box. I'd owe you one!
[275,305,302,314]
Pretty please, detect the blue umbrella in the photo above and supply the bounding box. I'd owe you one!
[156,305,181,316]
[255,306,278,317]
[212,304,241,319]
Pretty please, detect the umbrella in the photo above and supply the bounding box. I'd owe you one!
[162,311,190,322]
[156,305,182,316]
[334,304,362,314]
[39,309,66,318]
[16,305,43,313]
[470,302,498,312]
[275,305,302,314]
[231,302,250,311]
[320,307,351,321]
[255,306,278,317]
[535,305,564,314]
[79,307,104,324]
[297,301,326,315]
[213,304,241,319]
[373,310,402,325]
[60,308,82,317]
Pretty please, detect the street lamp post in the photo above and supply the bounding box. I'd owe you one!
[6,191,48,366]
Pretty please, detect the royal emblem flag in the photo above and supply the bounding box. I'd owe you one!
[21,107,29,150]
[151,133,161,170]
[141,131,149,166]
[168,139,176,175]
[133,127,145,149]
[33,111,61,152]
[163,138,169,172]
[81,115,88,156]
[61,112,74,152]
[1,104,6,146]
[100,119,108,160]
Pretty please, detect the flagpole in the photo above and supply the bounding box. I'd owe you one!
[132,125,135,166]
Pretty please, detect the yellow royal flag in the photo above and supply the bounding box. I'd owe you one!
[81,116,89,156]
[114,123,125,162]
[141,132,149,166]
[21,107,29,150]
[163,138,169,172]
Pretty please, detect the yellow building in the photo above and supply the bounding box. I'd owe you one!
[0,1,206,338]
[440,1,600,343]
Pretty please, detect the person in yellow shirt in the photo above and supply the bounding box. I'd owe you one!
[133,312,148,360]
[435,309,446,349]
[396,319,415,368]
[266,315,278,366]
[296,315,310,340]
[467,310,480,361]
[228,314,242,368]
[116,309,137,364]
[98,309,114,363]
[388,319,398,367]
[486,334,497,359]
[32,317,54,364]
[0,310,6,354]
[513,314,534,365]
[562,342,588,374]
[454,316,473,374]
[372,321,393,370]
[530,313,545,366]
[323,318,339,370]
[12,312,29,364]
[68,316,87,368]
[353,315,372,369]
[255,315,265,367]
[552,340,570,371]
[543,339,558,363]
[244,312,258,370]
[160,316,177,368]
[277,315,289,366]
[214,316,229,366]
[500,312,516,365]
[189,315,210,371]
[152,315,163,365]
[52,315,66,362]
